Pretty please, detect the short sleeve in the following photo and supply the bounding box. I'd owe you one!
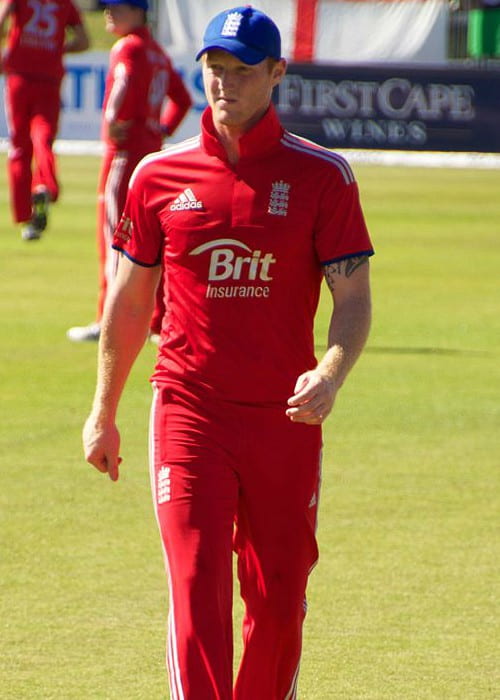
[315,172,374,265]
[112,41,138,78]
[112,166,163,267]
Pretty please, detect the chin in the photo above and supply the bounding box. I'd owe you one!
[215,109,241,126]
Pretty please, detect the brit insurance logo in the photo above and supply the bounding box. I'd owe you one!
[189,238,276,299]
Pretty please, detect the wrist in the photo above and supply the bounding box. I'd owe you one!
[315,356,342,389]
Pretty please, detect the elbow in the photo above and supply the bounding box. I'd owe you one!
[79,33,91,51]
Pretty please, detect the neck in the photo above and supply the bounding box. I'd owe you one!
[213,124,243,165]
[212,105,269,165]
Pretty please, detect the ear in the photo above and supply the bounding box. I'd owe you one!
[272,58,287,86]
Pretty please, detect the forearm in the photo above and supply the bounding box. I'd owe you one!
[287,257,371,424]
[0,1,13,51]
[91,281,155,424]
[63,25,89,53]
[317,293,372,389]
[160,93,192,136]
[0,1,13,32]
[104,77,130,143]
[104,78,127,124]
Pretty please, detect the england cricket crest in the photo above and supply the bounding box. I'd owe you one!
[157,465,171,504]
[221,11,243,36]
[268,180,290,217]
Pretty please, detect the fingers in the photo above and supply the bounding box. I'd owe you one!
[286,400,328,424]
[106,456,122,482]
[82,418,122,481]
[286,371,335,424]
[84,449,122,481]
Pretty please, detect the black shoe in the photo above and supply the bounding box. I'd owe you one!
[21,223,43,241]
[31,191,50,232]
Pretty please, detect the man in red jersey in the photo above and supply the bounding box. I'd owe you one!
[0,0,89,240]
[67,0,191,342]
[83,6,373,698]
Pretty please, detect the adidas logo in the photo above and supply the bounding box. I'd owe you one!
[170,187,204,211]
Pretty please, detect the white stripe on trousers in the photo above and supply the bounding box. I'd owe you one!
[149,384,311,699]
[284,661,300,700]
[149,385,185,700]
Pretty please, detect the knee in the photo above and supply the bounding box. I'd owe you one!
[8,144,31,162]
[248,568,308,626]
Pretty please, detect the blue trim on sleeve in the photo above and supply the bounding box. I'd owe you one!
[321,249,374,266]
[112,245,161,268]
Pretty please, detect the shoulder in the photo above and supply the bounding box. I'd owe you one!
[66,0,82,12]
[64,0,83,21]
[129,135,202,188]
[280,131,356,186]
[112,33,142,57]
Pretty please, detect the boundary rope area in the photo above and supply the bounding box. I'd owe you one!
[1,138,500,169]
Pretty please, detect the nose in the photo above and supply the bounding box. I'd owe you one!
[218,69,237,92]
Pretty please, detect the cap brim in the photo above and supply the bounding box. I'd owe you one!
[195,40,267,65]
[105,0,148,7]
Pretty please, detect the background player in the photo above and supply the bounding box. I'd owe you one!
[0,0,89,240]
[83,6,373,698]
[67,0,192,342]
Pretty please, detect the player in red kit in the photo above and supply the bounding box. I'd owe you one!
[67,0,191,342]
[83,6,373,699]
[0,0,89,240]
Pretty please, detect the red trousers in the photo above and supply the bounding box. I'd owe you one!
[5,73,61,223]
[149,383,322,700]
[96,148,165,329]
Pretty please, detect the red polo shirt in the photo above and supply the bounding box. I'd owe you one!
[113,105,373,404]
[103,26,191,153]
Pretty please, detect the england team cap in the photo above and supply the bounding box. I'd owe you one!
[196,6,282,65]
[105,0,149,11]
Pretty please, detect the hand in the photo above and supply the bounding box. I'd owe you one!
[82,415,122,482]
[106,119,132,145]
[286,369,337,425]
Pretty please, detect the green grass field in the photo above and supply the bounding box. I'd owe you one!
[82,8,115,52]
[0,153,499,699]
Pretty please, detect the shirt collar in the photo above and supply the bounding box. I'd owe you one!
[201,104,283,163]
[128,26,150,40]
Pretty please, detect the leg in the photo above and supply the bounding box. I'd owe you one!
[31,80,61,203]
[234,409,322,700]
[150,386,239,700]
[5,74,34,223]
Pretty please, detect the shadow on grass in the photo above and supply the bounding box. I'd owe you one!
[313,345,493,357]
[365,346,493,357]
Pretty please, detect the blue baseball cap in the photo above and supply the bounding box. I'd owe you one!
[105,0,149,10]
[196,6,281,65]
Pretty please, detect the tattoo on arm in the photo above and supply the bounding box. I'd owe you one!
[323,256,369,291]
